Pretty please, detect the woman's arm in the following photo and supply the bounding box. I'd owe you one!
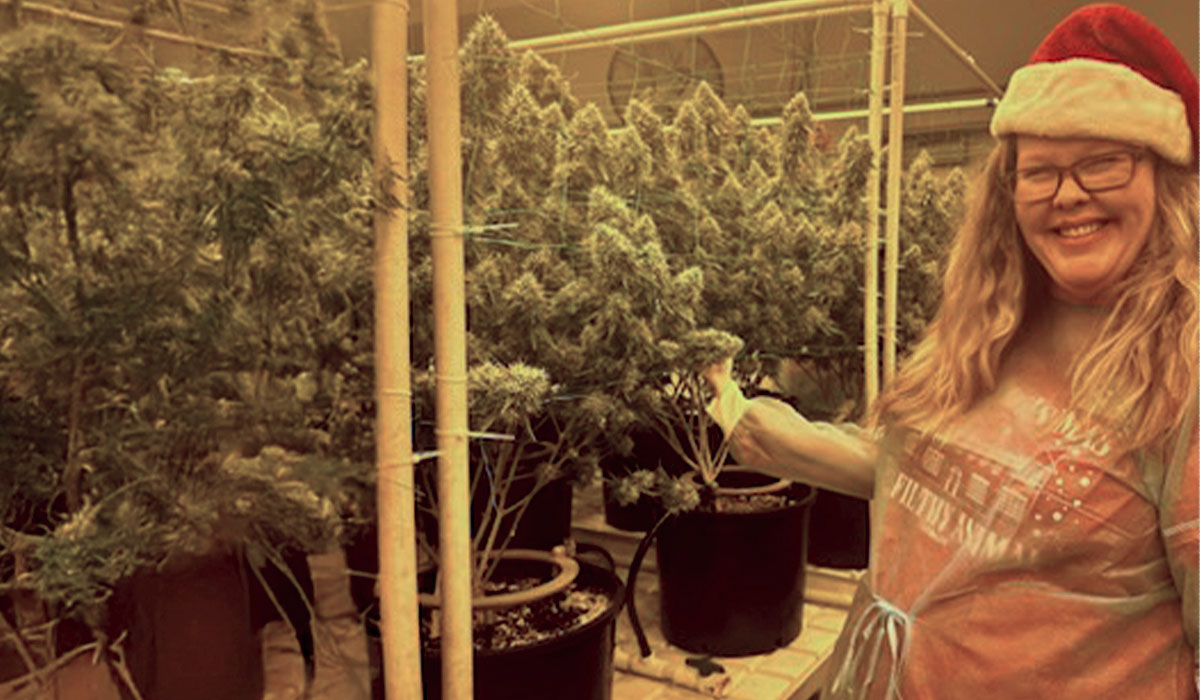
[725,397,877,499]
[706,360,878,499]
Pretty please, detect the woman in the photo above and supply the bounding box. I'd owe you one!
[705,4,1198,697]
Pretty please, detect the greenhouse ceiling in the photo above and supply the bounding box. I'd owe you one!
[321,0,1198,165]
[11,0,1197,167]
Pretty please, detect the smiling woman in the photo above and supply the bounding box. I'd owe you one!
[1013,136,1159,306]
[701,4,1199,698]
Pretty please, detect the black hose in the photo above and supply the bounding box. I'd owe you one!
[624,511,672,658]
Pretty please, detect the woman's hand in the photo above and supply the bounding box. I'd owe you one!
[702,356,735,395]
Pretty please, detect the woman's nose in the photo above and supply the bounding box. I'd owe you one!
[1052,173,1090,207]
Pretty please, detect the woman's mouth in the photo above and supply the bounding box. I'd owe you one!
[1055,221,1106,239]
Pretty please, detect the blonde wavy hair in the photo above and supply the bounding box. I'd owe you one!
[871,137,1199,452]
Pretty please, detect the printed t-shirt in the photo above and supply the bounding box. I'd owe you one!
[825,370,1198,699]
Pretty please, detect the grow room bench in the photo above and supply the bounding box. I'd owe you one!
[572,481,861,700]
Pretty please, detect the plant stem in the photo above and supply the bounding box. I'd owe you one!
[0,641,98,697]
[60,165,88,513]
[64,354,86,512]
[107,633,147,700]
[475,438,523,593]
[0,606,49,692]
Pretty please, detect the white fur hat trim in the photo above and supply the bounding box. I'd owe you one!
[990,58,1190,165]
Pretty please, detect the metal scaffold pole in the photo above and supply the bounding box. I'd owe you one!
[509,0,869,53]
[370,0,422,697]
[513,3,872,54]
[423,0,473,698]
[864,0,887,407]
[883,0,908,383]
[908,1,1004,98]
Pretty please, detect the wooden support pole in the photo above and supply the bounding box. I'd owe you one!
[864,0,887,406]
[883,0,908,383]
[423,1,473,698]
[370,1,422,698]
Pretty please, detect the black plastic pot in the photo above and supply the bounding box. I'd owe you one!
[107,548,265,700]
[806,488,870,569]
[654,470,816,656]
[374,547,624,700]
[344,475,575,638]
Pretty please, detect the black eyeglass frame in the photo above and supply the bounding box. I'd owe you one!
[1008,149,1149,203]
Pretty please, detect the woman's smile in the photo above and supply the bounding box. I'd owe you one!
[1053,218,1107,240]
[1014,136,1157,305]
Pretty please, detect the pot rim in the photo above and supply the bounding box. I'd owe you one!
[418,556,625,661]
[689,467,792,496]
[418,548,579,610]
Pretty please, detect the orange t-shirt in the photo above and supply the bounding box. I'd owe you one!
[826,375,1198,699]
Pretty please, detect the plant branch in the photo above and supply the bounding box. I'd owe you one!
[474,437,524,592]
[0,641,98,697]
[0,607,49,693]
[64,353,86,512]
[108,633,147,700]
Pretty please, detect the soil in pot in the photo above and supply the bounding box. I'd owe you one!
[368,552,624,700]
[655,469,815,656]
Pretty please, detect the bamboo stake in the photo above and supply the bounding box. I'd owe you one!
[423,1,473,698]
[370,1,421,698]
[883,0,908,383]
[908,0,1004,97]
[509,0,868,53]
[863,0,887,407]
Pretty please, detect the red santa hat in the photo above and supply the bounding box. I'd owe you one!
[990,3,1198,167]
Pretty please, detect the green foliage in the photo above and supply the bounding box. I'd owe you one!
[466,363,551,432]
[610,468,700,515]
[432,17,965,513]
[0,5,967,609]
[0,11,376,616]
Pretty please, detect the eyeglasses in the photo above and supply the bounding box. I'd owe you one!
[1010,150,1146,203]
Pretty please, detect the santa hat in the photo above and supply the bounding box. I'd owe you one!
[990,3,1198,167]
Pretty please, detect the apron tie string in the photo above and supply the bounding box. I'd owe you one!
[829,591,912,700]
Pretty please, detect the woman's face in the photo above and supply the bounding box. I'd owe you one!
[1013,135,1157,306]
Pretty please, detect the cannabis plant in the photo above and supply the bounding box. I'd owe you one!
[0,7,375,682]
[586,76,968,507]
[406,18,750,587]
[407,18,601,597]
